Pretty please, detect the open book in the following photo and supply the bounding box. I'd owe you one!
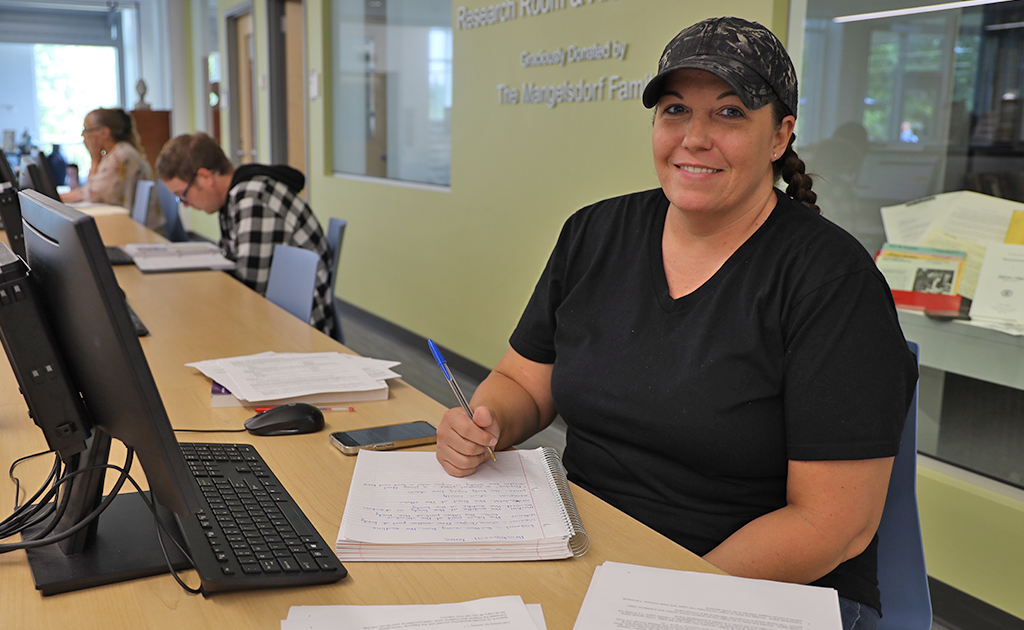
[123,242,236,273]
[336,447,589,561]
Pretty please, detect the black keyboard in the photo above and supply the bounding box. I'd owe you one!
[175,442,347,593]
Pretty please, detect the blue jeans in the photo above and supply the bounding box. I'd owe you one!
[840,597,880,630]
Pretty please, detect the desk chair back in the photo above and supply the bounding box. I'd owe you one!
[876,340,931,630]
[326,217,347,343]
[156,180,189,242]
[132,180,155,225]
[266,244,319,325]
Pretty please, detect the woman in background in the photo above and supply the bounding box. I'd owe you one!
[61,107,160,227]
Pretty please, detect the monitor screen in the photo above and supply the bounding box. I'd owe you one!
[20,161,60,202]
[10,190,202,593]
[33,150,60,200]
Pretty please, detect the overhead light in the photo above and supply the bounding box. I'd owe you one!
[833,0,1012,23]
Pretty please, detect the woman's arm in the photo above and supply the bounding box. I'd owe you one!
[436,347,556,477]
[703,456,894,584]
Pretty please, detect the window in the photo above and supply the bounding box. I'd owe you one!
[0,1,139,180]
[330,0,452,186]
[799,0,1024,491]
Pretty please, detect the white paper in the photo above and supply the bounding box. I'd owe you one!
[186,351,400,403]
[572,562,842,630]
[969,243,1024,326]
[283,596,543,630]
[335,448,584,561]
[123,242,237,272]
[881,191,1019,247]
[919,229,990,300]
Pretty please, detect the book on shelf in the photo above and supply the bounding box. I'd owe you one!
[123,242,236,273]
[335,447,590,562]
[210,380,388,408]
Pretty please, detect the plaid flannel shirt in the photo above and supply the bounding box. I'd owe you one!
[218,173,335,336]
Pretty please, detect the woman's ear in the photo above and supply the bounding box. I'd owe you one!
[773,115,796,158]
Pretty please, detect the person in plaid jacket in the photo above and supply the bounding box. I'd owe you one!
[156,133,334,336]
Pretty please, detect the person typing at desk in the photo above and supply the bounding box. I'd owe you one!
[434,17,917,630]
[155,132,335,336]
[59,107,161,228]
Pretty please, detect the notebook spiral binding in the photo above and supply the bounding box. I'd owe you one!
[539,446,590,557]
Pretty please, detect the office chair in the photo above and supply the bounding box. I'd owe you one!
[265,244,319,325]
[326,217,347,343]
[132,180,155,225]
[876,340,932,630]
[156,180,190,242]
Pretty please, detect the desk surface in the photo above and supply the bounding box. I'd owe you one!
[1,215,720,630]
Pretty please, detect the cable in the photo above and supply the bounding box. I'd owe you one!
[8,449,58,509]
[174,427,247,433]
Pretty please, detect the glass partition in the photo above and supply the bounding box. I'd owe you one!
[799,0,1024,490]
[330,0,452,186]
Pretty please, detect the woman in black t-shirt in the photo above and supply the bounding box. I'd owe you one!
[434,18,917,630]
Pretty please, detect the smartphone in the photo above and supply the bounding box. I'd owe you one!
[330,421,438,455]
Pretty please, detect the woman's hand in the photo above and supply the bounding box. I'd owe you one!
[436,405,500,477]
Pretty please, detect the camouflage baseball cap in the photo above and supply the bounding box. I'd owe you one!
[641,16,798,118]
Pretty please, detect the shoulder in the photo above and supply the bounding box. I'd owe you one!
[767,191,878,274]
[561,188,666,241]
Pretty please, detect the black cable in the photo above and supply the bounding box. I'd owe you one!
[2,449,204,595]
[1,454,63,538]
[174,427,247,433]
[8,449,58,509]
[0,449,134,552]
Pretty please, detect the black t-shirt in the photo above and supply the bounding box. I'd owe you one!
[510,188,918,611]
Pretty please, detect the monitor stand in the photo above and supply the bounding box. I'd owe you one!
[23,492,191,596]
[21,431,191,596]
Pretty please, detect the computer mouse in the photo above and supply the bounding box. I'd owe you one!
[244,403,325,436]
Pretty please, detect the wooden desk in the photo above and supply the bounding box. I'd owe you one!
[1,215,721,629]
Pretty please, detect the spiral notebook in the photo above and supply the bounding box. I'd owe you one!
[335,447,589,561]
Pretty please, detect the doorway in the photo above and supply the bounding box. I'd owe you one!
[268,0,307,181]
[226,7,257,165]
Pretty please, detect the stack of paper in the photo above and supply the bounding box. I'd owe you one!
[875,243,966,315]
[123,242,237,273]
[573,562,841,630]
[336,448,589,562]
[283,597,546,630]
[187,351,401,407]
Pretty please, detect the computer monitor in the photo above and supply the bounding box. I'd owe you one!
[4,190,202,594]
[20,160,61,202]
[33,150,60,199]
[0,148,25,259]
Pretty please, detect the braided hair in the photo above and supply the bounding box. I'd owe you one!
[771,101,818,214]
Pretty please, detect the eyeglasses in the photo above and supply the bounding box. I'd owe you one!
[81,125,103,136]
[175,171,198,205]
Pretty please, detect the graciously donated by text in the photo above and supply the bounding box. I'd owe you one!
[456,0,620,30]
[497,74,652,107]
[521,40,628,67]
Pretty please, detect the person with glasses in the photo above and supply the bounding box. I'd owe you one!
[60,108,160,228]
[155,132,335,337]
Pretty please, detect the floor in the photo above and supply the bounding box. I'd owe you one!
[337,306,1022,630]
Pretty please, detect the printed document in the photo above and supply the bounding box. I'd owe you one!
[123,242,237,272]
[969,243,1024,326]
[573,562,841,630]
[187,351,400,403]
[282,596,545,630]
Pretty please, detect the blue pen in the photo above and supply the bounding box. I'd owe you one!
[428,339,496,461]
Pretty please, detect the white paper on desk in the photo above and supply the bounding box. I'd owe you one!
[186,351,397,402]
[881,191,1019,247]
[573,562,841,630]
[123,242,237,272]
[969,243,1024,326]
[282,596,544,630]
